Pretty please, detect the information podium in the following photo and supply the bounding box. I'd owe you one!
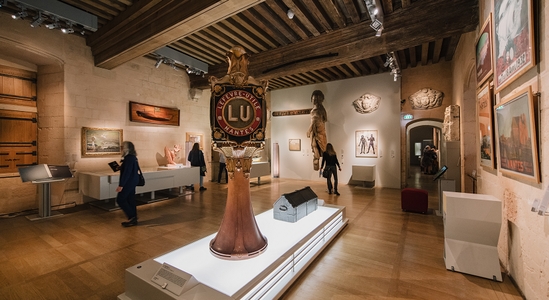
[433,165,455,216]
[18,164,73,221]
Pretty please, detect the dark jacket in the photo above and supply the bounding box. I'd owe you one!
[119,154,139,188]
[188,149,206,176]
[321,152,340,169]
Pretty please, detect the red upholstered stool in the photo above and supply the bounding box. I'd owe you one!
[401,188,428,214]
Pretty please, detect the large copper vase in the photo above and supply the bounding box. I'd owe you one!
[210,156,268,259]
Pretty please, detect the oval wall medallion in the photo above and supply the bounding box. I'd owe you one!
[409,88,444,110]
[352,93,380,114]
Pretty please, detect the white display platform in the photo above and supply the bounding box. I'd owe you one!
[249,162,270,185]
[79,166,199,201]
[443,191,502,281]
[351,165,375,188]
[118,205,347,300]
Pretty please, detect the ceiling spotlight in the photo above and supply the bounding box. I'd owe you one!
[12,7,28,20]
[61,21,74,34]
[154,57,163,68]
[30,12,44,28]
[0,0,7,8]
[375,28,383,37]
[384,56,393,68]
[287,9,294,19]
[46,17,59,29]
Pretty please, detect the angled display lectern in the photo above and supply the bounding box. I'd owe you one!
[443,191,502,281]
[18,164,73,221]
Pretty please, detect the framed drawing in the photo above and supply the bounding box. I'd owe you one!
[289,139,301,151]
[478,82,495,169]
[476,14,493,86]
[355,130,378,158]
[493,0,535,93]
[186,132,204,150]
[494,86,539,183]
[129,101,180,126]
[81,127,123,157]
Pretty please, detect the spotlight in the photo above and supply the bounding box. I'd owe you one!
[375,28,383,37]
[61,22,74,34]
[287,9,294,19]
[12,8,28,20]
[0,0,7,8]
[30,12,44,28]
[154,57,163,68]
[384,56,393,68]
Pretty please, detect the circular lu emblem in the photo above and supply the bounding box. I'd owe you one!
[215,90,262,137]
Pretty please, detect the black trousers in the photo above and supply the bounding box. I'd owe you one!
[116,186,137,220]
[325,165,338,192]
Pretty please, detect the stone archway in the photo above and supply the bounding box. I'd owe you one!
[405,120,444,186]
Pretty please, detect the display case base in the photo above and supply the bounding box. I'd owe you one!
[118,205,347,300]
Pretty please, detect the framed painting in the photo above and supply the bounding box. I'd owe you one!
[186,132,204,150]
[355,130,378,158]
[476,14,493,86]
[129,101,180,126]
[289,139,301,151]
[81,127,123,157]
[494,86,539,183]
[493,0,535,93]
[478,82,495,169]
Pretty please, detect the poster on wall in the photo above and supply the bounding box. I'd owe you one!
[494,86,539,183]
[478,82,495,169]
[355,130,378,158]
[493,0,535,93]
[476,14,493,87]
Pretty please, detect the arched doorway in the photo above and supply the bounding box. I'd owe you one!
[405,120,443,188]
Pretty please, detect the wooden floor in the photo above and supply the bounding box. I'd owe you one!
[0,167,524,300]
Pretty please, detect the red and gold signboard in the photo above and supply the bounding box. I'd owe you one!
[210,85,266,145]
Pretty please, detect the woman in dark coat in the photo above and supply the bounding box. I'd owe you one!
[116,141,140,227]
[320,143,342,195]
[188,142,207,191]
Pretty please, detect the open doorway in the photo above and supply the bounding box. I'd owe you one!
[405,121,443,190]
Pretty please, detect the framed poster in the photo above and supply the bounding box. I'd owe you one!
[493,0,535,93]
[81,127,123,157]
[478,82,495,169]
[129,101,180,126]
[476,14,493,86]
[355,130,378,158]
[186,132,204,150]
[494,86,539,183]
[289,139,301,151]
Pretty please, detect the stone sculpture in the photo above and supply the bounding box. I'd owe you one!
[352,93,380,114]
[409,88,444,110]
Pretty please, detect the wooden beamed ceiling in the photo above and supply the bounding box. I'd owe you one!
[0,0,479,90]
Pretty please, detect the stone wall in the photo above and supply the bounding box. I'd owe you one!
[0,13,211,214]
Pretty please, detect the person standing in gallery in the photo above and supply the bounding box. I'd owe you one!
[306,90,328,171]
[320,143,342,195]
[188,142,207,191]
[217,152,228,184]
[116,141,140,227]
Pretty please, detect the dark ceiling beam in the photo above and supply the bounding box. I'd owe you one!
[89,0,265,69]
[191,0,478,88]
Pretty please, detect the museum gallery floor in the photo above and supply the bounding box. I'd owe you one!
[0,175,523,299]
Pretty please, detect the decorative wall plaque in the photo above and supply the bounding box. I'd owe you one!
[352,93,380,114]
[409,88,444,110]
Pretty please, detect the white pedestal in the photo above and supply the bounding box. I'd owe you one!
[118,205,347,300]
[351,165,376,188]
[443,191,502,281]
[249,161,270,185]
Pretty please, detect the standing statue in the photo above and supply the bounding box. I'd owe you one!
[306,90,328,171]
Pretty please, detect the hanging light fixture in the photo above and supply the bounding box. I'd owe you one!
[61,21,74,34]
